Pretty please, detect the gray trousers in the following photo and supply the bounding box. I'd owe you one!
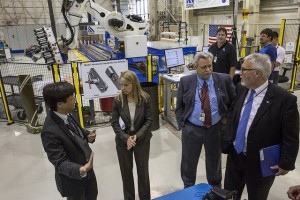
[181,121,222,188]
[116,140,151,200]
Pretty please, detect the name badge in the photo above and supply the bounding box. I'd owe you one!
[199,113,205,121]
[213,56,217,63]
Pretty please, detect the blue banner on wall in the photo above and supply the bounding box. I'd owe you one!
[184,0,230,10]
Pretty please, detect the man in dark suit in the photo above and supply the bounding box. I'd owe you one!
[223,53,299,200]
[41,82,98,200]
[175,51,235,188]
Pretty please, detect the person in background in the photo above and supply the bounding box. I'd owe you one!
[41,82,98,200]
[175,51,235,188]
[208,27,238,78]
[223,53,299,200]
[259,28,277,82]
[111,70,152,200]
[288,185,300,200]
[272,31,286,85]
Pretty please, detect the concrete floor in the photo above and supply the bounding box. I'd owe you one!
[0,116,299,200]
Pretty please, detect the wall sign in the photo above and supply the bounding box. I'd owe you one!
[184,0,230,10]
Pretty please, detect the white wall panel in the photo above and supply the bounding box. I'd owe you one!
[2,27,9,44]
[7,27,20,50]
[16,26,28,49]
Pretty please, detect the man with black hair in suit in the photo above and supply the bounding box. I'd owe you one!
[41,82,98,200]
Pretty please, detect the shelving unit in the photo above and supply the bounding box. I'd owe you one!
[0,40,5,61]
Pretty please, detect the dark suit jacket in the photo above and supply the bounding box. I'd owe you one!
[41,111,96,197]
[111,93,153,145]
[225,83,299,177]
[175,72,236,128]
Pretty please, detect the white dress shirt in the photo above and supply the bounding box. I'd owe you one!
[238,81,269,152]
[128,102,136,131]
[274,44,286,72]
[53,111,68,124]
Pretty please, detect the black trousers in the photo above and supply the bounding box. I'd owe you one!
[116,139,151,200]
[272,71,279,85]
[181,121,222,188]
[224,149,275,200]
[67,170,98,200]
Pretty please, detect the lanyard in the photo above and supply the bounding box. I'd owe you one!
[242,86,268,107]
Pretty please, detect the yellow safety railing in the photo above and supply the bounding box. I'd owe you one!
[72,62,85,128]
[240,31,247,58]
[287,19,300,92]
[159,74,164,113]
[53,64,60,83]
[147,55,153,82]
[279,19,285,46]
[0,73,13,124]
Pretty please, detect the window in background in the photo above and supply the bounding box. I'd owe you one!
[128,0,149,21]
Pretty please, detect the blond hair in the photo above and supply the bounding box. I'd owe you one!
[117,70,147,107]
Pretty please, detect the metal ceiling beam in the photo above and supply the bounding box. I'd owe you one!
[17,0,37,24]
[1,4,18,24]
[37,0,47,24]
[12,0,19,24]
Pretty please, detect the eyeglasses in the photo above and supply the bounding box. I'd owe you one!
[198,65,212,70]
[240,67,257,73]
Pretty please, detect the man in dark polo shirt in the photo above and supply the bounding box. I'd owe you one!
[208,27,237,78]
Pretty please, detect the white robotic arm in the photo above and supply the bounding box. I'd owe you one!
[25,0,148,64]
[63,0,149,49]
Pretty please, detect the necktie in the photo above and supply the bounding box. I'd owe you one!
[200,81,212,127]
[67,116,84,138]
[234,89,256,154]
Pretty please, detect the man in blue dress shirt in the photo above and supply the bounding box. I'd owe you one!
[175,52,235,188]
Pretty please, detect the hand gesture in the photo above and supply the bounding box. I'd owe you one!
[127,135,137,150]
[87,130,96,143]
[287,185,300,200]
[80,152,94,175]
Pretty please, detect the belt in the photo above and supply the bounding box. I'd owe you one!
[186,120,213,129]
[198,125,209,129]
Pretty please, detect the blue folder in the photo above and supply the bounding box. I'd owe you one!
[153,183,212,200]
[259,144,281,177]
